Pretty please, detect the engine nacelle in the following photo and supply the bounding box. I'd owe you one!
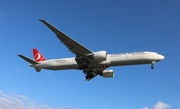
[92,51,107,61]
[102,70,114,78]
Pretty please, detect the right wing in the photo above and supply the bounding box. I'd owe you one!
[39,19,93,56]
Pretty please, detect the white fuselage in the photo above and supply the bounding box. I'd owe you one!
[18,19,165,80]
[31,51,164,70]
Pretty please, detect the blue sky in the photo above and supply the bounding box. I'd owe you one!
[0,0,180,109]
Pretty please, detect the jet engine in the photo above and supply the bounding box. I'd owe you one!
[92,51,107,61]
[101,70,114,78]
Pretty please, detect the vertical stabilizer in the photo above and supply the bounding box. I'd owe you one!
[33,48,46,62]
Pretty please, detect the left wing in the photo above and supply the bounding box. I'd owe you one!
[39,19,93,56]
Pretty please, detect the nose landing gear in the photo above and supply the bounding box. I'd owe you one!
[151,61,156,69]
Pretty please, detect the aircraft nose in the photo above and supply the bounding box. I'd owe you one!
[159,54,165,60]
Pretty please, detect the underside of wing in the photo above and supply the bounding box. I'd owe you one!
[39,19,93,56]
[39,19,114,81]
[39,19,104,71]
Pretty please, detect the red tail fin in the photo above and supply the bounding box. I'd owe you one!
[33,48,46,62]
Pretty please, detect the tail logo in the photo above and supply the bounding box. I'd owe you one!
[33,48,46,62]
[34,53,45,62]
[35,53,42,61]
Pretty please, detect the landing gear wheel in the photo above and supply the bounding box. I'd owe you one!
[79,64,88,70]
[151,66,154,69]
[151,61,156,69]
[85,70,94,81]
[85,74,92,81]
[85,75,89,79]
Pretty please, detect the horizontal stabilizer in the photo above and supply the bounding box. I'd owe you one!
[18,54,38,64]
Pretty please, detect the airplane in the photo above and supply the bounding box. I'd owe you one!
[18,19,165,81]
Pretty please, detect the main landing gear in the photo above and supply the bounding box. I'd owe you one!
[85,73,94,80]
[79,61,89,70]
[151,61,156,69]
[84,70,95,81]
[75,57,89,70]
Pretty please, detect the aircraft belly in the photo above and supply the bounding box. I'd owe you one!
[109,55,153,66]
[110,60,151,66]
[44,64,79,70]
[42,60,79,70]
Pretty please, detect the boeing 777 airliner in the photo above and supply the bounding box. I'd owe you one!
[18,19,165,81]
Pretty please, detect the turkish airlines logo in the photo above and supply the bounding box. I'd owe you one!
[102,65,108,69]
[34,53,43,62]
